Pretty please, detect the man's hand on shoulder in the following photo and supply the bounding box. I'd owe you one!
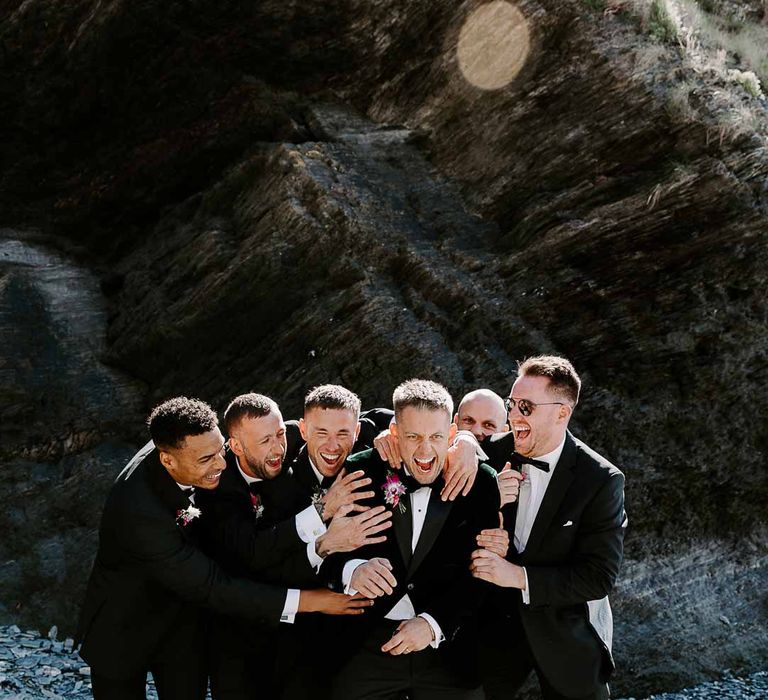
[442,432,479,501]
[374,429,402,469]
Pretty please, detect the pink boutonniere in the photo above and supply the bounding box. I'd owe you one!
[176,505,201,527]
[250,492,264,520]
[382,471,408,513]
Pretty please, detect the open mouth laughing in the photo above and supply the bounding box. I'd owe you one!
[413,455,436,474]
[513,423,531,446]
[319,451,343,469]
[513,424,530,438]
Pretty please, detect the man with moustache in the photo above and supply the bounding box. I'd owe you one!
[195,393,392,700]
[324,380,501,700]
[77,397,366,700]
[469,356,627,700]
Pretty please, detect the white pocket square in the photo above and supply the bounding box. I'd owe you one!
[563,520,573,527]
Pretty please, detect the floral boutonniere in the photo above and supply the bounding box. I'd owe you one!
[176,505,202,527]
[311,485,327,517]
[250,492,265,521]
[382,471,407,513]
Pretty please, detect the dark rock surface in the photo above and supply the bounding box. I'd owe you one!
[0,0,766,696]
[0,230,145,627]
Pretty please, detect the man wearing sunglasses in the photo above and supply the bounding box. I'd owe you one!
[470,356,627,700]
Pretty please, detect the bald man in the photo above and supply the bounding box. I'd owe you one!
[454,390,509,446]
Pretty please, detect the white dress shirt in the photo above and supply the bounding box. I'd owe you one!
[514,437,566,604]
[176,482,196,504]
[342,480,445,648]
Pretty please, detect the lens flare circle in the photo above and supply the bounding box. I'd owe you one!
[457,1,530,90]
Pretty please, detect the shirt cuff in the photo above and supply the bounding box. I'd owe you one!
[520,566,531,605]
[307,540,324,571]
[295,505,326,542]
[342,558,368,595]
[454,430,488,461]
[280,589,300,624]
[418,612,445,649]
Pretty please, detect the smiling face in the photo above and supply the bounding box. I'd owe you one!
[507,374,571,458]
[228,410,287,481]
[159,428,227,489]
[299,407,361,478]
[392,406,458,485]
[454,391,509,441]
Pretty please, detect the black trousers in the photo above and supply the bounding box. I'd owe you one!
[478,614,609,700]
[332,620,482,700]
[91,661,207,700]
[208,618,276,700]
[273,618,333,700]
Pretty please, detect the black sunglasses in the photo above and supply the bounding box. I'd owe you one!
[504,397,565,417]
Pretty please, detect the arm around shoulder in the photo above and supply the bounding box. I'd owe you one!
[119,506,288,624]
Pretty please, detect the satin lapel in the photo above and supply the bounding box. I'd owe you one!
[408,489,453,577]
[288,448,319,497]
[391,501,413,568]
[523,432,577,556]
[145,453,201,540]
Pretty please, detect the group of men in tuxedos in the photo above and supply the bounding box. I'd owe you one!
[77,355,627,700]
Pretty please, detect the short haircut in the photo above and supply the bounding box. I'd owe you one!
[223,393,279,435]
[304,385,361,417]
[392,379,454,420]
[518,355,581,405]
[148,397,218,449]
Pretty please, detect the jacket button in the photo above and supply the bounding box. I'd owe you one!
[407,583,414,591]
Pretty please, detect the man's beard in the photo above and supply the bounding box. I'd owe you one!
[243,447,281,480]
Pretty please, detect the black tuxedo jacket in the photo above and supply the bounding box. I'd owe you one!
[482,431,627,696]
[286,444,326,500]
[324,449,500,649]
[195,451,316,587]
[76,450,288,680]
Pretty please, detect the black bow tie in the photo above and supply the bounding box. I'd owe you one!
[399,470,435,493]
[508,452,550,472]
[248,481,262,495]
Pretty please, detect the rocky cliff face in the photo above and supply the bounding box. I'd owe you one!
[1,0,766,695]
